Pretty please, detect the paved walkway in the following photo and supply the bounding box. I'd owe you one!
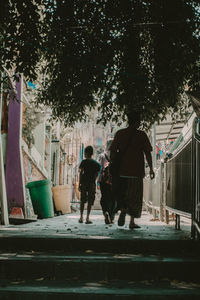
[0,211,191,240]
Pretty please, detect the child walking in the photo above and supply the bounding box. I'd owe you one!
[78,146,100,224]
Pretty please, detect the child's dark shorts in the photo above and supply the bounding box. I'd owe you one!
[80,183,96,205]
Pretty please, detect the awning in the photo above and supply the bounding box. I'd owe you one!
[186,91,200,118]
[155,114,186,142]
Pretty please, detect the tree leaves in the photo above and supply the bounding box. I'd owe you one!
[1,0,199,127]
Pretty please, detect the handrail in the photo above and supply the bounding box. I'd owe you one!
[194,117,200,142]
[165,206,191,219]
[193,220,200,235]
[167,137,192,162]
[194,136,200,143]
[167,116,199,161]
[191,117,200,239]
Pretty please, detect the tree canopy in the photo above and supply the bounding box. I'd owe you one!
[1,0,200,126]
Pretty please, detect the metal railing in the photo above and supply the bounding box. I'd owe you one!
[165,139,192,216]
[144,117,200,237]
[192,118,200,238]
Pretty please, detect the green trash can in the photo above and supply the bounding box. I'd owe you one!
[26,179,54,219]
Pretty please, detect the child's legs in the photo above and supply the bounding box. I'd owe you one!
[100,182,108,214]
[80,188,88,220]
[80,202,85,219]
[86,203,92,220]
[86,184,96,221]
[104,184,114,217]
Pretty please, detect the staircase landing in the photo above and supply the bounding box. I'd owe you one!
[0,211,191,241]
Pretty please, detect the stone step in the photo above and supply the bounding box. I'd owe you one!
[0,236,200,255]
[0,280,200,299]
[0,253,200,282]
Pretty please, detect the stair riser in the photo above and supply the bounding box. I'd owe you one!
[1,260,200,282]
[0,291,200,300]
[1,238,200,255]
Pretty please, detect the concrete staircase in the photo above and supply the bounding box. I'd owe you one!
[0,236,200,299]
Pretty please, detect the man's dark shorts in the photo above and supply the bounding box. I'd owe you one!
[80,183,96,205]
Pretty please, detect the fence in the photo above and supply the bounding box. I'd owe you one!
[144,117,200,236]
[192,118,200,238]
[165,140,192,228]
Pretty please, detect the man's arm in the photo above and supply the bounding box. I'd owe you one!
[144,151,155,180]
[96,163,102,188]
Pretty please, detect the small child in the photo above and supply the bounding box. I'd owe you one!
[78,146,100,224]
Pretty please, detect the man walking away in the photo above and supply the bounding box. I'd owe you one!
[110,112,155,229]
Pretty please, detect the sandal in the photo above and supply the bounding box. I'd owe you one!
[129,223,141,229]
[104,212,111,224]
[85,220,93,224]
[118,211,126,226]
[111,215,115,224]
